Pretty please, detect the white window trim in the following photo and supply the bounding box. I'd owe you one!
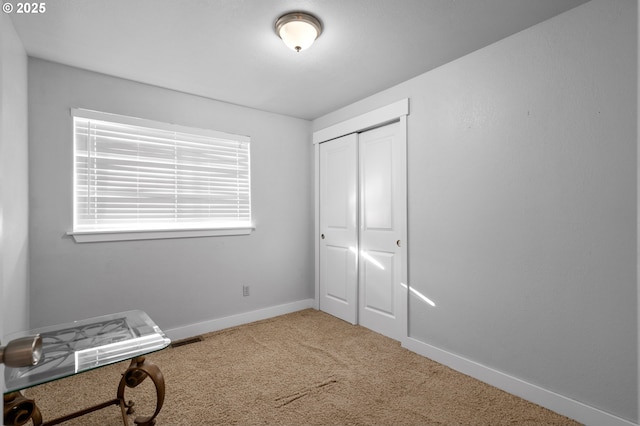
[67,226,254,243]
[71,108,251,143]
[69,109,254,243]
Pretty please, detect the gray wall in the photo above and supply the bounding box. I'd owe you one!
[28,59,314,333]
[314,0,637,422]
[1,13,29,337]
[1,13,29,405]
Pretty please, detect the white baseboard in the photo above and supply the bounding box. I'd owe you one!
[164,299,315,342]
[403,337,637,426]
[165,304,635,426]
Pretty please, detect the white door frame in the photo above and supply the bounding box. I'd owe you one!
[313,98,409,342]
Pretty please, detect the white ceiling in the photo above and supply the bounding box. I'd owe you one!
[9,0,588,120]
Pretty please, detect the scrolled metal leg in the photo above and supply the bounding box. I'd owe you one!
[3,391,43,426]
[117,356,165,426]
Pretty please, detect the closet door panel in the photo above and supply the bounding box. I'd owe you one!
[362,136,393,231]
[319,134,358,324]
[358,122,404,339]
[323,245,350,303]
[318,120,406,341]
[362,250,395,316]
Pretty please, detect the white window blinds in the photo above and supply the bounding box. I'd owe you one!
[72,110,251,233]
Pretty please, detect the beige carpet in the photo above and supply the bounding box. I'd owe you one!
[23,309,580,425]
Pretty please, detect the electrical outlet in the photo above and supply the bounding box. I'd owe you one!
[243,285,250,297]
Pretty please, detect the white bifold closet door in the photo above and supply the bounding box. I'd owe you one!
[319,122,405,341]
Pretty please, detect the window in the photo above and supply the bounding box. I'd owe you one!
[70,109,251,242]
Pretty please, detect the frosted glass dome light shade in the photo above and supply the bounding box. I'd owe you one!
[275,12,322,52]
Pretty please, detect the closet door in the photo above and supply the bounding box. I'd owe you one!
[319,134,358,324]
[358,122,405,340]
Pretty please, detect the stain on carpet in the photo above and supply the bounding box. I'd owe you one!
[274,377,338,408]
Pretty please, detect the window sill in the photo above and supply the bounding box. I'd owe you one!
[68,227,254,243]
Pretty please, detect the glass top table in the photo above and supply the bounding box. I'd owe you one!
[3,310,171,426]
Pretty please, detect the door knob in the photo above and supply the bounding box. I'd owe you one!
[321,234,325,239]
[396,240,401,247]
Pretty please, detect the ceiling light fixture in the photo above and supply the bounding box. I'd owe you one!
[275,12,322,52]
